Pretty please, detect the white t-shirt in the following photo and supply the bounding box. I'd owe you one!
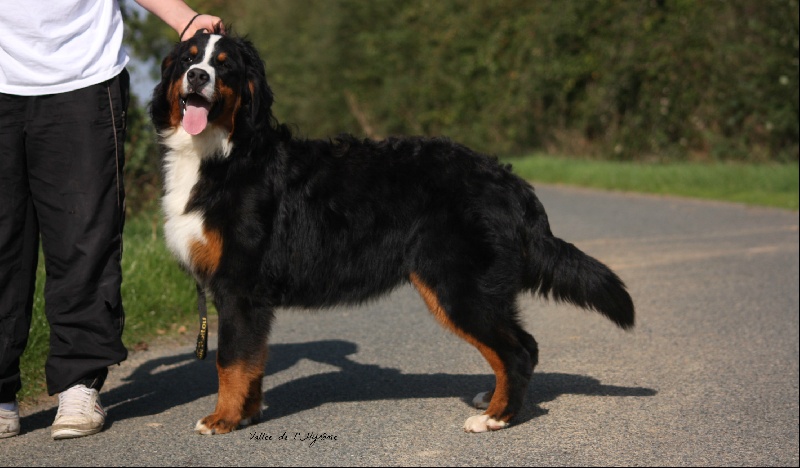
[0,0,129,96]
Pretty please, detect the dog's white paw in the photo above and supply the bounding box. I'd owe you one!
[472,391,491,410]
[195,419,215,435]
[463,414,508,433]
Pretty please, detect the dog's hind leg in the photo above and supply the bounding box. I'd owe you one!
[409,273,533,433]
[195,294,273,435]
[472,328,538,411]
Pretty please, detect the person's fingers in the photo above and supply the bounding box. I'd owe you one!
[181,15,225,40]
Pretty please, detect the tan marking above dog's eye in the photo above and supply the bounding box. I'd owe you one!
[217,52,227,63]
[189,45,199,56]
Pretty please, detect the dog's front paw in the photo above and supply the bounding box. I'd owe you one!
[463,414,509,433]
[195,414,240,435]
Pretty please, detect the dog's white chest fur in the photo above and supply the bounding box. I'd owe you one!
[160,127,232,271]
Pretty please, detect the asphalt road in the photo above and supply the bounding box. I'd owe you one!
[4,185,799,466]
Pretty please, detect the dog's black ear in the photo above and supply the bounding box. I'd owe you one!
[159,53,173,80]
[159,42,184,80]
[238,37,278,135]
[151,43,185,130]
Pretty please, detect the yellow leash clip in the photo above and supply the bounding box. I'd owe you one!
[195,283,209,360]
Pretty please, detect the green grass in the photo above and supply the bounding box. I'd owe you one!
[506,155,799,211]
[15,155,798,404]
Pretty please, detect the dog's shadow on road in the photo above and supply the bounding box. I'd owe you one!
[20,339,656,433]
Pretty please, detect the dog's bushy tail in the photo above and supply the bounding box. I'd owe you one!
[527,236,634,329]
[523,199,635,329]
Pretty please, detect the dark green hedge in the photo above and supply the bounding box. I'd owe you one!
[122,0,799,208]
[229,0,798,161]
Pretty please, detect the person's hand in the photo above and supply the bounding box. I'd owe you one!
[180,14,225,41]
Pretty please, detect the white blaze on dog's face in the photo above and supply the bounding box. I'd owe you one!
[181,35,222,135]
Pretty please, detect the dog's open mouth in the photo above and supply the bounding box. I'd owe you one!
[181,94,213,135]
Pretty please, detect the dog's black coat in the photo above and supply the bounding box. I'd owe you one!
[151,31,634,434]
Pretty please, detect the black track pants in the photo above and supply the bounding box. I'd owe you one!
[0,70,130,400]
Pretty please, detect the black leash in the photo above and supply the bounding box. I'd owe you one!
[195,283,209,360]
[180,13,202,41]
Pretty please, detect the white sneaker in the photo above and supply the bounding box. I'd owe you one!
[0,401,20,438]
[51,384,106,440]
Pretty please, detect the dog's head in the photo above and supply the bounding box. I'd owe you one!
[151,30,278,145]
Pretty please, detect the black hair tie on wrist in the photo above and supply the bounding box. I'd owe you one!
[180,13,202,40]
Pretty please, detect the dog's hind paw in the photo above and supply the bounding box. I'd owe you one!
[472,391,491,410]
[239,409,262,428]
[463,414,509,433]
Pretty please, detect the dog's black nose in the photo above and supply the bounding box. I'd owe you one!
[187,68,210,90]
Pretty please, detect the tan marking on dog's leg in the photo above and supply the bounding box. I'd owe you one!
[195,359,264,435]
[409,273,513,432]
[241,347,268,426]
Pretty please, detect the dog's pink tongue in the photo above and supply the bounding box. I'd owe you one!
[183,95,211,135]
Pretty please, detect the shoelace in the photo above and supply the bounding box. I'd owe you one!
[57,386,103,417]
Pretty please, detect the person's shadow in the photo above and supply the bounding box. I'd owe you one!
[20,340,656,433]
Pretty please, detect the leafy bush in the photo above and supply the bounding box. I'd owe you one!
[120,0,799,215]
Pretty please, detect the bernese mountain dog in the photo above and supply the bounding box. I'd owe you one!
[150,31,635,435]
